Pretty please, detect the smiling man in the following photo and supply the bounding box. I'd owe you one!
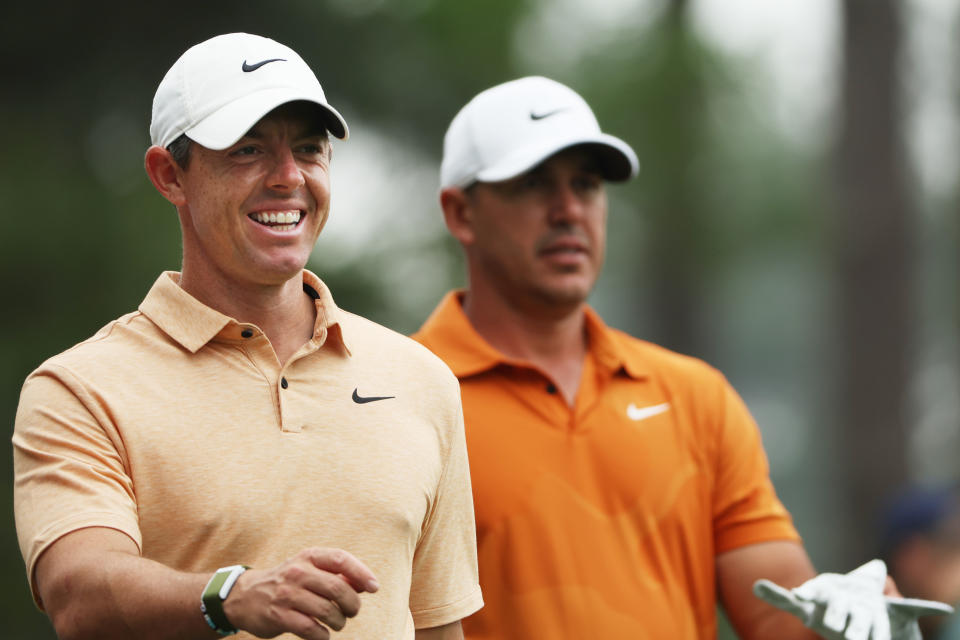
[411,76,941,640]
[12,33,481,640]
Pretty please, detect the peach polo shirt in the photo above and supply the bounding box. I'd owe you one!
[14,271,482,639]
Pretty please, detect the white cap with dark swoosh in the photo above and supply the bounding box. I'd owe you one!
[440,76,638,189]
[150,32,348,150]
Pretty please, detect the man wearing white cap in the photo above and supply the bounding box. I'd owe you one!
[13,33,482,640]
[412,76,949,639]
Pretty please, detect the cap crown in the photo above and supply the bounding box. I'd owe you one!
[440,76,637,188]
[150,33,347,150]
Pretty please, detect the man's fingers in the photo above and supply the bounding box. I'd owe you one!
[300,570,363,619]
[269,577,351,631]
[282,610,333,640]
[883,576,902,597]
[223,548,378,639]
[305,547,379,593]
[298,594,349,632]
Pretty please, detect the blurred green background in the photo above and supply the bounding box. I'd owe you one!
[3,0,958,637]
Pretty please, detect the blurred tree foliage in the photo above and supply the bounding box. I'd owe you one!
[0,1,947,637]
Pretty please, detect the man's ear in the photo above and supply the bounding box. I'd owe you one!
[439,187,475,246]
[144,145,187,207]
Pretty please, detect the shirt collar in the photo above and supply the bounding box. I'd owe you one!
[415,290,649,380]
[582,305,649,380]
[139,270,350,354]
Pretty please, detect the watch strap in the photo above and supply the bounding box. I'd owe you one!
[201,565,249,636]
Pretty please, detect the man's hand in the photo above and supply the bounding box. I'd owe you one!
[224,547,379,640]
[753,559,953,640]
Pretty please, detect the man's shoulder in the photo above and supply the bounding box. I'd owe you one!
[337,310,459,384]
[28,309,164,382]
[600,323,727,387]
[605,324,716,367]
[338,308,439,356]
[408,291,460,351]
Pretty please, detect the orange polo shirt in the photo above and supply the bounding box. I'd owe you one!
[412,291,799,639]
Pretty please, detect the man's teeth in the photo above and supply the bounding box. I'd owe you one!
[252,211,301,226]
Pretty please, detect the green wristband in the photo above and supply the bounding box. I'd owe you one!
[201,565,249,636]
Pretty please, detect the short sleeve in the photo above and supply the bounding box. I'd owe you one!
[13,365,142,607]
[408,383,483,628]
[710,376,800,553]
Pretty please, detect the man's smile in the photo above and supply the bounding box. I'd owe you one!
[538,235,589,257]
[249,210,303,232]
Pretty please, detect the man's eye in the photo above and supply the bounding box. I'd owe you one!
[520,175,544,189]
[298,144,322,154]
[231,146,258,156]
[575,175,602,191]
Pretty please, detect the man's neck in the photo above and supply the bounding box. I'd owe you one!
[178,268,316,366]
[462,288,588,406]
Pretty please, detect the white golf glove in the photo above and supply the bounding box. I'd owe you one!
[753,559,953,640]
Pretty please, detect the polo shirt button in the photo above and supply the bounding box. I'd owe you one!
[281,377,289,389]
[546,383,557,394]
[241,329,254,338]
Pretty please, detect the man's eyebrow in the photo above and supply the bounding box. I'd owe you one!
[289,122,330,138]
[577,158,603,174]
[310,122,330,135]
[298,129,330,141]
[238,128,265,141]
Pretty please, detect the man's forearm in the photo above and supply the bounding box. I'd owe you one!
[737,607,825,640]
[37,529,214,640]
[37,527,380,640]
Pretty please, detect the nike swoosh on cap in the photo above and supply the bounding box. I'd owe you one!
[626,402,671,422]
[242,58,286,72]
[530,108,567,121]
[352,388,395,404]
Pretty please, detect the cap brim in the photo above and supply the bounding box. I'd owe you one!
[185,88,349,150]
[475,133,639,184]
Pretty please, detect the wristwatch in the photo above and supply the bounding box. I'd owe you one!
[201,564,249,636]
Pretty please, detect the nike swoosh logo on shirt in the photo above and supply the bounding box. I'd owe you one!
[352,388,395,404]
[626,402,670,421]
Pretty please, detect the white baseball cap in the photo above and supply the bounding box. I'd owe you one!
[440,76,638,189]
[150,33,348,150]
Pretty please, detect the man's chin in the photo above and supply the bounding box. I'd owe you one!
[246,260,310,287]
[531,282,592,309]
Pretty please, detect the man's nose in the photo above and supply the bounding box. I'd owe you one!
[267,147,305,191]
[547,182,586,224]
